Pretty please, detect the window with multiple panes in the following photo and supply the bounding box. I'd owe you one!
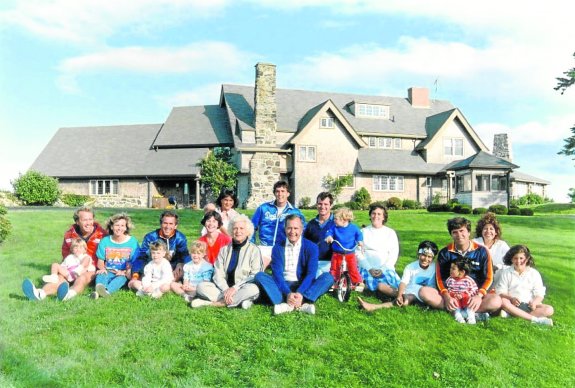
[320,117,334,128]
[456,174,472,192]
[356,103,390,119]
[373,175,404,191]
[365,136,402,149]
[298,145,316,162]
[444,138,464,156]
[90,179,119,196]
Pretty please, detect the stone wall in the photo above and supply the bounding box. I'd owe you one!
[254,63,277,146]
[243,152,282,208]
[493,133,512,161]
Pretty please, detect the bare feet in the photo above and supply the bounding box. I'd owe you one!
[358,297,393,312]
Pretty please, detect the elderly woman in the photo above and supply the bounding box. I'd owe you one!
[192,214,263,309]
[356,203,401,299]
[472,212,510,283]
[199,210,232,265]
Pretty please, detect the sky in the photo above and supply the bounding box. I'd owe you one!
[1,0,574,201]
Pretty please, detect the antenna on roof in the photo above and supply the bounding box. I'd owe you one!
[433,78,439,103]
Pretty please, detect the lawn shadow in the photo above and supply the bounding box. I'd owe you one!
[8,292,29,301]
[22,262,50,271]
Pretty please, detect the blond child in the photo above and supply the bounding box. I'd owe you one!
[43,238,93,284]
[325,207,364,287]
[171,240,214,303]
[496,245,554,326]
[132,241,174,298]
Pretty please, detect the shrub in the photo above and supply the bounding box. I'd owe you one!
[0,205,6,216]
[61,193,92,207]
[520,208,534,216]
[352,187,371,210]
[518,193,544,205]
[0,205,10,244]
[12,171,60,206]
[402,199,420,209]
[447,198,459,210]
[453,204,471,214]
[427,204,450,212]
[473,207,488,215]
[386,197,402,209]
[507,208,521,215]
[298,196,311,209]
[488,204,508,215]
[343,201,363,210]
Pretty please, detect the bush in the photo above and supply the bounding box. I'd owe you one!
[507,208,521,215]
[0,205,10,244]
[386,197,402,209]
[520,208,534,216]
[61,193,92,207]
[427,204,450,212]
[517,193,544,205]
[0,205,6,216]
[453,204,472,214]
[298,196,311,209]
[12,170,60,206]
[402,199,420,209]
[342,201,363,210]
[352,187,371,210]
[447,198,459,210]
[488,204,508,215]
[473,207,488,215]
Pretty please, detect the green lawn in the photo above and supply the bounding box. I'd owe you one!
[1,208,574,387]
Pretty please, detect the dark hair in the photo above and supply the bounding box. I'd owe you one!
[316,192,334,205]
[216,189,239,209]
[447,217,471,233]
[368,203,388,224]
[503,244,535,267]
[160,210,179,225]
[475,212,502,239]
[452,258,472,276]
[417,240,438,256]
[201,210,223,228]
[273,180,290,193]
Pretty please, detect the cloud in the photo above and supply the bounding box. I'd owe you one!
[155,83,225,108]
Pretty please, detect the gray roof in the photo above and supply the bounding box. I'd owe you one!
[30,124,207,178]
[511,171,550,185]
[221,84,455,140]
[358,149,446,175]
[154,105,233,148]
[443,150,519,171]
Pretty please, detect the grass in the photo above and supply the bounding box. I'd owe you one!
[1,207,574,387]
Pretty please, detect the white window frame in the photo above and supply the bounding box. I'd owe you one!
[368,137,377,148]
[444,138,464,156]
[298,145,316,162]
[372,175,404,192]
[320,117,334,128]
[357,103,390,119]
[393,138,402,149]
[90,179,119,196]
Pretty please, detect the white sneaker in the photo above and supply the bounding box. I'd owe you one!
[454,310,465,323]
[151,289,163,299]
[42,274,59,284]
[90,291,99,299]
[96,284,110,298]
[274,303,294,315]
[299,303,316,315]
[533,317,553,326]
[500,310,509,318]
[191,299,212,308]
[183,294,194,303]
[465,309,476,324]
[241,300,253,310]
[136,289,146,297]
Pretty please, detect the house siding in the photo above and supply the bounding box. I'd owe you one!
[425,120,479,163]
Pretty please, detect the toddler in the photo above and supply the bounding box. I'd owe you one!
[43,238,93,284]
[445,258,478,324]
[171,241,214,303]
[496,245,554,326]
[325,207,363,288]
[133,241,174,298]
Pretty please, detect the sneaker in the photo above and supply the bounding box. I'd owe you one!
[42,274,59,284]
[475,312,490,322]
[22,278,40,301]
[96,284,110,298]
[500,310,509,318]
[191,299,212,308]
[136,289,146,298]
[466,313,476,325]
[151,289,163,299]
[183,294,194,303]
[299,303,316,315]
[354,283,365,293]
[241,300,253,310]
[454,312,466,324]
[57,282,70,301]
[64,290,77,301]
[533,317,553,326]
[90,291,99,299]
[274,303,294,315]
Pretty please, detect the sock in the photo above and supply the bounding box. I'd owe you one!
[64,289,77,301]
[38,289,47,300]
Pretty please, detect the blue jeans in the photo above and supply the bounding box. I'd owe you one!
[95,272,127,294]
[255,272,334,305]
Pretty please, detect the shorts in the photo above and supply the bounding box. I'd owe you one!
[518,302,532,312]
[404,283,435,303]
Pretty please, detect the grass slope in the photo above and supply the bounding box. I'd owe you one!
[1,208,574,387]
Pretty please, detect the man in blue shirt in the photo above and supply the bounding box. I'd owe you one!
[303,192,335,275]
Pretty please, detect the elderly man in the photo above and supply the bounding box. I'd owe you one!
[22,206,107,301]
[255,214,334,315]
[419,217,501,319]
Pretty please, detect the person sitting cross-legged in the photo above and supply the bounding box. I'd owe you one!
[255,214,334,315]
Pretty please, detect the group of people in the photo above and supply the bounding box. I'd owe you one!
[21,180,555,325]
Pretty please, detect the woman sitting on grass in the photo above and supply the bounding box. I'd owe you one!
[191,214,263,309]
[496,244,554,326]
[199,210,232,265]
[473,212,510,285]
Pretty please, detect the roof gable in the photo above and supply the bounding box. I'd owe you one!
[443,150,519,171]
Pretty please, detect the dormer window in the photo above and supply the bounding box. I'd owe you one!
[365,136,402,149]
[352,103,390,119]
[320,117,334,128]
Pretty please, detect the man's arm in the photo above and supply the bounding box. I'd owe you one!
[296,240,318,295]
[270,244,291,296]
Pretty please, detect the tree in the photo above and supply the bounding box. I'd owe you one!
[197,148,239,202]
[568,188,575,203]
[322,173,353,203]
[11,170,60,205]
[555,52,575,163]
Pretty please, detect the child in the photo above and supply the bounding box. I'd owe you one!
[496,245,554,326]
[445,258,478,324]
[325,207,363,288]
[42,238,93,284]
[359,240,438,311]
[133,241,175,298]
[171,240,214,302]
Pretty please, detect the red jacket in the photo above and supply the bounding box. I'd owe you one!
[61,223,107,267]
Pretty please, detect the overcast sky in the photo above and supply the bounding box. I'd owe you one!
[1,0,573,201]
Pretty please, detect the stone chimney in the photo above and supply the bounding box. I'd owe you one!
[254,63,277,145]
[408,87,430,108]
[493,133,513,162]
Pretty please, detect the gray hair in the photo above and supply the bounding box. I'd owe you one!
[227,214,254,239]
